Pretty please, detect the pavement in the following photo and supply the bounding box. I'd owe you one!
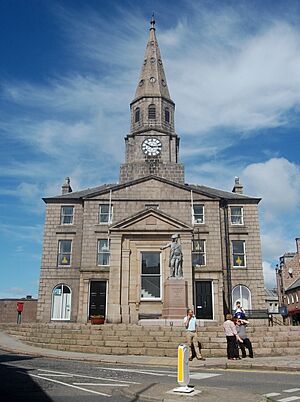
[1,329,300,402]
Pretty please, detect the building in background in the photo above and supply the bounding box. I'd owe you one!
[37,19,266,325]
[276,238,300,324]
[265,288,279,314]
[0,296,37,323]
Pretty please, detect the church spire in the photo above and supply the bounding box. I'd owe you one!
[133,16,171,101]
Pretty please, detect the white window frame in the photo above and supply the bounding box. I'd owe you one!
[232,240,246,267]
[57,240,72,267]
[192,204,205,225]
[192,239,206,267]
[97,239,110,266]
[232,285,252,311]
[291,294,294,303]
[296,294,299,302]
[98,204,113,224]
[140,251,162,301]
[60,205,74,225]
[51,284,72,321]
[287,295,290,304]
[230,206,244,225]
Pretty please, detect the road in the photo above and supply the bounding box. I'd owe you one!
[1,350,300,401]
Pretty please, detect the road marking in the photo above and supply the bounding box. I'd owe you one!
[190,373,221,380]
[263,393,281,397]
[37,368,139,384]
[97,367,164,376]
[37,373,73,377]
[278,397,300,402]
[73,383,129,387]
[284,389,300,393]
[20,372,111,397]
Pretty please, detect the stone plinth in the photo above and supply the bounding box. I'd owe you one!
[162,278,188,319]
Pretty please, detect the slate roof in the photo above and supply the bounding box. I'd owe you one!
[43,175,260,203]
[286,277,300,291]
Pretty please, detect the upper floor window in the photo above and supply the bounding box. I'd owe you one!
[193,205,204,224]
[60,206,74,225]
[141,251,161,300]
[165,108,170,123]
[135,107,140,123]
[148,104,156,120]
[230,206,244,225]
[57,240,72,267]
[99,204,112,224]
[192,239,206,267]
[232,240,246,267]
[97,239,110,266]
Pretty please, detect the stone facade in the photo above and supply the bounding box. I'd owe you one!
[37,19,265,325]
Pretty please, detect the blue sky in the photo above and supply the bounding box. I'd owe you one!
[1,0,300,298]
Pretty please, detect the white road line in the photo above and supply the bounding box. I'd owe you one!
[278,397,300,402]
[37,373,73,377]
[96,367,164,376]
[37,368,139,384]
[19,372,111,397]
[284,389,300,393]
[190,373,221,380]
[263,393,281,397]
[73,383,129,387]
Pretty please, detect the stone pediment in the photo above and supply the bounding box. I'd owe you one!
[110,208,192,232]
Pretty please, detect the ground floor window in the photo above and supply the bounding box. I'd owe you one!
[51,284,71,320]
[141,251,161,300]
[232,284,251,311]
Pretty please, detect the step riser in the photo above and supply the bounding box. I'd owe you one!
[1,323,298,358]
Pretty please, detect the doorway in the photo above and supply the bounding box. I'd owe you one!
[89,281,107,319]
[195,280,213,319]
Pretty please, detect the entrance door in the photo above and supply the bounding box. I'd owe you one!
[89,281,107,319]
[195,281,213,319]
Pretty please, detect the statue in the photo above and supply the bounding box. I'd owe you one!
[161,233,183,278]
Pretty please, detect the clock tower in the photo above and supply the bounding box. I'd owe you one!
[119,17,185,184]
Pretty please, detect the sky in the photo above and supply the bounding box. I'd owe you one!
[1,0,300,298]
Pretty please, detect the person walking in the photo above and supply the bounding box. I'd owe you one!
[183,308,205,361]
[236,319,254,358]
[223,314,242,360]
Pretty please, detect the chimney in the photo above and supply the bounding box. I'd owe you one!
[232,176,243,194]
[296,238,300,254]
[61,177,72,195]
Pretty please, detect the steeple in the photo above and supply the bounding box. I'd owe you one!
[133,15,172,101]
[119,17,185,184]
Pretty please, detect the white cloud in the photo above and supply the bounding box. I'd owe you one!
[243,158,300,217]
[263,261,277,289]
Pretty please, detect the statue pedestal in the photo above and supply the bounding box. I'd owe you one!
[162,278,188,319]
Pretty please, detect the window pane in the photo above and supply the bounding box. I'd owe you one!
[61,206,74,224]
[231,207,243,224]
[97,253,110,265]
[192,253,205,266]
[233,254,245,266]
[135,108,140,122]
[99,204,110,223]
[165,108,170,123]
[61,240,71,253]
[141,252,160,274]
[232,241,244,254]
[63,207,73,215]
[58,254,71,265]
[193,205,204,223]
[141,276,160,298]
[98,239,108,251]
[193,240,204,252]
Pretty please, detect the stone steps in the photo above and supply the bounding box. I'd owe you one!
[0,323,298,358]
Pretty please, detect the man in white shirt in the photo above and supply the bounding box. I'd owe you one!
[183,308,205,361]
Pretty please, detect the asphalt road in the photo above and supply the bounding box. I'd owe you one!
[1,350,300,402]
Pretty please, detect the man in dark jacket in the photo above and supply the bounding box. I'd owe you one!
[236,319,253,358]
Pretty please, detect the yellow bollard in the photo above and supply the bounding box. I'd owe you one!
[173,344,194,393]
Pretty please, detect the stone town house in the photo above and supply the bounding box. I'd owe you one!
[37,19,265,324]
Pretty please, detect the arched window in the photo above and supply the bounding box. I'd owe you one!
[165,107,170,123]
[148,104,156,120]
[51,284,71,320]
[135,107,140,123]
[232,285,251,311]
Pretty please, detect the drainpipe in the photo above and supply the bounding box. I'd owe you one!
[222,200,232,313]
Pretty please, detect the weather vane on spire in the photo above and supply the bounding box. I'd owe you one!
[150,13,155,29]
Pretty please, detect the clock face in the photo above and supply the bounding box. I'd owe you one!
[142,138,162,156]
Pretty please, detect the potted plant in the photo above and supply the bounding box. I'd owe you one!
[90,315,105,325]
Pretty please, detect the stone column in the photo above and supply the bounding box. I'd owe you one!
[121,238,131,323]
[107,233,122,323]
